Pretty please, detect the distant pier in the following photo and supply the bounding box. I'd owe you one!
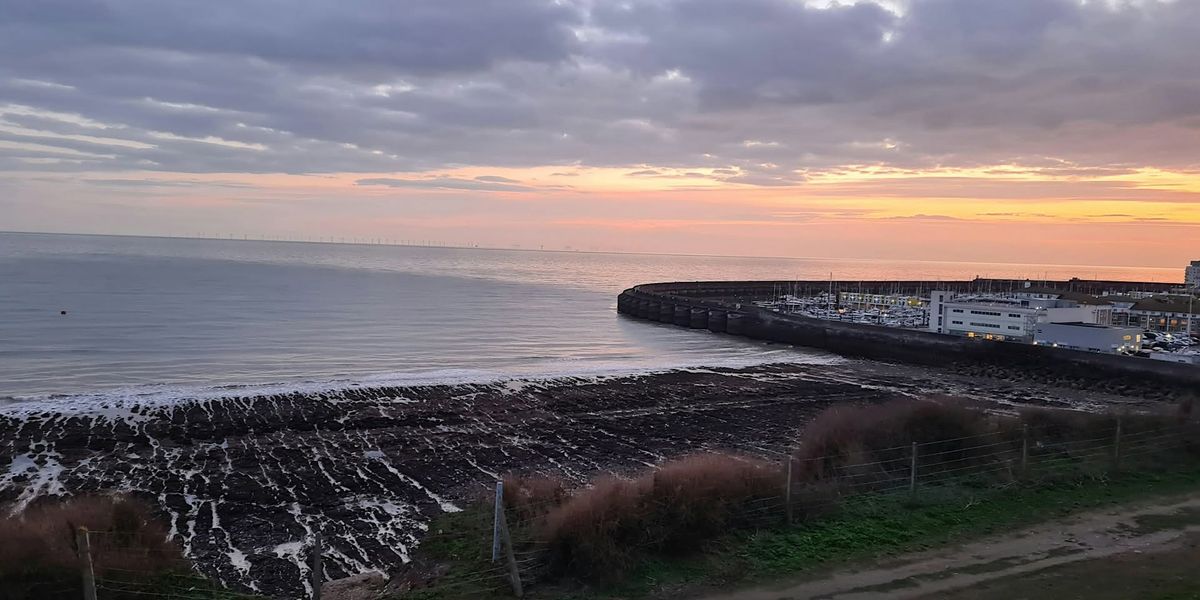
[617,279,1200,389]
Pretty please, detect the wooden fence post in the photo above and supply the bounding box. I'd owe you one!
[497,493,524,597]
[492,480,504,563]
[1112,417,1123,473]
[77,527,97,600]
[1020,424,1029,479]
[784,456,794,526]
[311,532,323,600]
[909,442,918,494]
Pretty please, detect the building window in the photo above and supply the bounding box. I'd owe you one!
[1008,326,1021,330]
[951,320,963,325]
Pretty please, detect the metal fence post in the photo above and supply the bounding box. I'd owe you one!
[909,442,918,494]
[492,480,504,563]
[311,532,323,600]
[1020,424,1029,479]
[784,456,794,526]
[497,490,524,597]
[77,527,97,600]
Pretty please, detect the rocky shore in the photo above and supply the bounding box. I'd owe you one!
[0,360,1181,597]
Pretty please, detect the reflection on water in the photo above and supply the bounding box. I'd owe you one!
[0,232,1179,398]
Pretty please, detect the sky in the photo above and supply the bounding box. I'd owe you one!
[1,0,1198,267]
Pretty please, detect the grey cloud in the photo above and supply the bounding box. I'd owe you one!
[355,177,534,193]
[83,178,256,189]
[1,0,1199,181]
[0,0,580,77]
[720,173,805,187]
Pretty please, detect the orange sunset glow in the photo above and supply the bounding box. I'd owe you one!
[2,0,1198,270]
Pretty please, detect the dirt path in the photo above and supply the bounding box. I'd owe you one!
[699,494,1200,600]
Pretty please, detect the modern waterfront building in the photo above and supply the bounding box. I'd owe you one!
[928,291,1110,342]
[1033,323,1143,354]
[1108,294,1198,333]
[1188,260,1200,290]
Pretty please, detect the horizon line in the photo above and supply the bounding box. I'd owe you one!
[0,229,1185,274]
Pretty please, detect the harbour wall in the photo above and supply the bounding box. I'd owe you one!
[617,280,1200,388]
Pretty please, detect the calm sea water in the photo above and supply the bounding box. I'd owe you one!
[0,232,1179,399]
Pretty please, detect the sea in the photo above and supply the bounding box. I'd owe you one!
[0,231,1179,402]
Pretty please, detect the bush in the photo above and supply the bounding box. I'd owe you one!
[1019,407,1114,444]
[0,494,183,600]
[792,399,992,485]
[496,398,1200,586]
[541,454,779,579]
[503,474,568,526]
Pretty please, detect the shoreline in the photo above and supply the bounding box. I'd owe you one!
[0,352,839,414]
[0,361,1185,596]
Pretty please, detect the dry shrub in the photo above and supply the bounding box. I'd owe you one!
[1019,408,1115,444]
[793,399,991,484]
[541,454,778,579]
[503,474,568,524]
[0,494,182,600]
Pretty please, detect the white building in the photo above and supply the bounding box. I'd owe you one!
[928,291,1109,342]
[1187,260,1200,290]
[1033,323,1142,354]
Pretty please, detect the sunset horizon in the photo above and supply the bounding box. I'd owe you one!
[3,2,1200,598]
[3,0,1198,268]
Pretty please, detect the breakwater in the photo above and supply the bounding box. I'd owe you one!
[617,280,1200,391]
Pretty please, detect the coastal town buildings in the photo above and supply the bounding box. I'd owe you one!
[927,291,1108,342]
[1188,260,1200,289]
[1108,295,1198,333]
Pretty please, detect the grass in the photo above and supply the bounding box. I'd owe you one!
[404,467,1200,599]
[581,467,1200,599]
[399,399,1200,599]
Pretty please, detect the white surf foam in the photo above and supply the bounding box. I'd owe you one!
[0,350,844,418]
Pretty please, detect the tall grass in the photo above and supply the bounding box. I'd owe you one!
[0,495,183,600]
[490,398,1200,584]
[791,399,989,484]
[538,454,778,579]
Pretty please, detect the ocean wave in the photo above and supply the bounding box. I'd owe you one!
[0,350,843,417]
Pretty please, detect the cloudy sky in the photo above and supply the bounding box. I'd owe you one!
[2,0,1198,267]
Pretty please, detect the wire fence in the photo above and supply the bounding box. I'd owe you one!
[75,529,263,600]
[403,417,1200,599]
[62,418,1200,599]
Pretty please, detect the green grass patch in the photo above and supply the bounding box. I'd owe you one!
[584,467,1200,599]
